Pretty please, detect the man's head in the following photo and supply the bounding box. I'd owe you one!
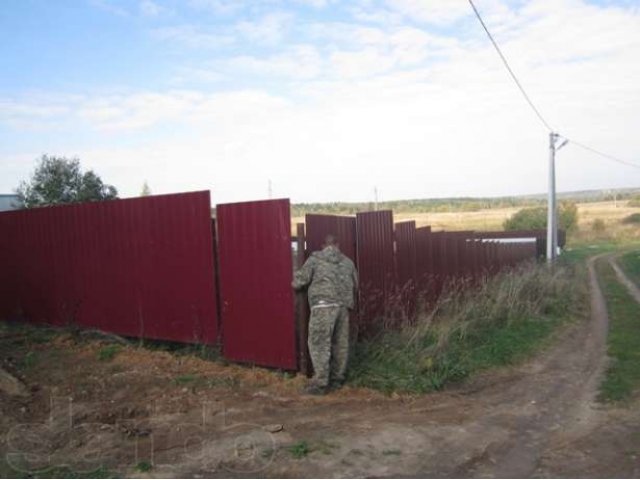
[323,234,339,249]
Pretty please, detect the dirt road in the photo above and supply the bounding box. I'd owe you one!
[1,256,639,477]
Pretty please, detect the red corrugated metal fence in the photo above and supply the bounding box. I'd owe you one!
[216,199,297,370]
[0,191,218,344]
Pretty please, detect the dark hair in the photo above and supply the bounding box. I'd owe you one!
[324,234,338,246]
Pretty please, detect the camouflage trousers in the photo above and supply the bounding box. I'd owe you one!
[308,305,349,388]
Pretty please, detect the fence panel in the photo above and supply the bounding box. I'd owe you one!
[394,221,417,322]
[305,214,357,262]
[0,191,219,344]
[217,199,297,370]
[356,210,395,335]
[415,227,433,297]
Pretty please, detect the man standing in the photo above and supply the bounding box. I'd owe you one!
[292,235,358,395]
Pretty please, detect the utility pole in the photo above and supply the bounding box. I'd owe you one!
[268,179,272,199]
[374,186,379,211]
[547,133,568,263]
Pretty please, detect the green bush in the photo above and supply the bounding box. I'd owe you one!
[622,213,640,224]
[503,201,578,231]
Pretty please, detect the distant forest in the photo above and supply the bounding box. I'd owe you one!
[291,188,640,216]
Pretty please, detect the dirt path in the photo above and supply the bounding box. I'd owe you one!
[2,256,639,477]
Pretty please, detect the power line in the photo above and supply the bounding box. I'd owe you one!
[467,0,553,132]
[468,0,640,170]
[563,136,640,170]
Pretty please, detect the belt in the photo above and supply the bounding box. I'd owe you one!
[311,303,340,310]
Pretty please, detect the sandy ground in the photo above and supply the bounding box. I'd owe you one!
[1,255,639,478]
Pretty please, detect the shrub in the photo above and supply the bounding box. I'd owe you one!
[503,201,578,232]
[622,213,640,224]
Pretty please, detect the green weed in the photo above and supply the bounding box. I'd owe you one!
[288,441,311,459]
[173,374,199,385]
[97,345,121,362]
[22,351,37,369]
[135,461,152,472]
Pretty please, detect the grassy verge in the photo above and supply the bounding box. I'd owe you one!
[349,261,588,394]
[561,241,619,265]
[596,257,640,402]
[618,250,640,286]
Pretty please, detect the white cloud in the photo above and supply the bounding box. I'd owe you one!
[139,0,169,17]
[236,12,293,45]
[384,0,471,25]
[151,25,236,49]
[228,45,323,79]
[3,0,640,203]
[89,0,130,17]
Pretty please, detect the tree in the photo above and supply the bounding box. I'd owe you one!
[140,181,152,197]
[503,201,578,232]
[15,155,118,208]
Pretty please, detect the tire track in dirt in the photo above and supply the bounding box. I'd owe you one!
[234,256,613,478]
[609,255,640,304]
[448,255,610,478]
[201,256,612,478]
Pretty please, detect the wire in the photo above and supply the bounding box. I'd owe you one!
[467,0,553,132]
[562,136,640,170]
[468,0,640,170]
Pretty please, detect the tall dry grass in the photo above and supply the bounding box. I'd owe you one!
[349,261,587,393]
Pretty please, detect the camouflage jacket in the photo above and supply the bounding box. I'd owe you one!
[292,246,358,309]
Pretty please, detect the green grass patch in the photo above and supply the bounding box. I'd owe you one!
[619,251,640,286]
[596,259,640,402]
[288,441,311,459]
[561,242,619,265]
[97,344,121,362]
[622,213,640,224]
[172,374,199,385]
[349,262,586,394]
[135,461,152,473]
[22,351,37,369]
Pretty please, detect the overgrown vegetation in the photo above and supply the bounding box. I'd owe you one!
[596,258,640,402]
[622,213,640,224]
[503,201,578,231]
[349,261,586,393]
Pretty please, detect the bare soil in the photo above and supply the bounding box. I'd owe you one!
[1,256,639,478]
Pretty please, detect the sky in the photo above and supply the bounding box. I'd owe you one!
[1,0,639,204]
